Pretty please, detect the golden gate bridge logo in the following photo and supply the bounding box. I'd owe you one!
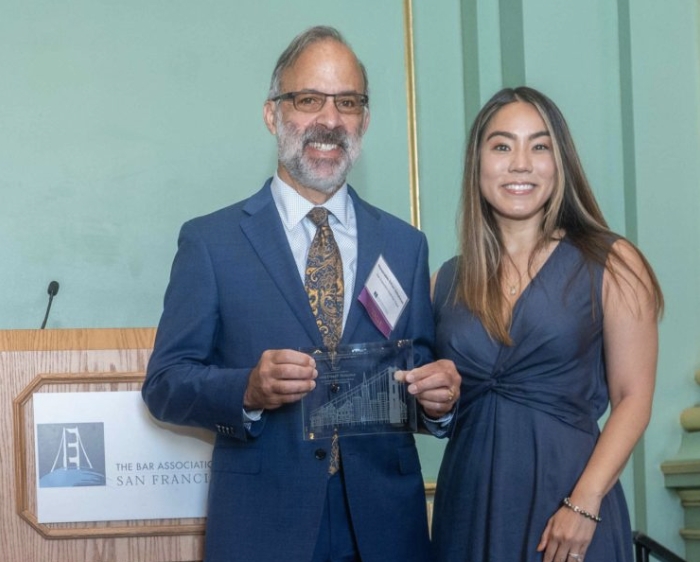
[37,423,106,488]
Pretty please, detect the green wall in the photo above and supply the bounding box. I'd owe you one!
[2,0,699,555]
[627,0,700,553]
[411,0,466,480]
[1,0,414,329]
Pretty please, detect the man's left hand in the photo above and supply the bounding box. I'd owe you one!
[395,360,460,419]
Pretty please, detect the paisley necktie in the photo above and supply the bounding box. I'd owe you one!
[305,207,344,349]
[305,207,343,474]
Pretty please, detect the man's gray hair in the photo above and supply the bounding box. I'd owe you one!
[268,25,369,99]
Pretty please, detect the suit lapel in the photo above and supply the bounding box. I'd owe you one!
[240,182,323,346]
[342,188,384,343]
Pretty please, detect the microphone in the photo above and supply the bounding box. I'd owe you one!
[40,281,60,329]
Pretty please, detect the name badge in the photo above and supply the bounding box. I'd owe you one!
[358,255,409,338]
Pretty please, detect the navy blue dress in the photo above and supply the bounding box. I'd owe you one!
[431,239,633,562]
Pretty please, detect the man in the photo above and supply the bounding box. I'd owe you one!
[142,26,459,562]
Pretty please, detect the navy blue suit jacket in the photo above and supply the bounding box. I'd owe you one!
[142,180,435,562]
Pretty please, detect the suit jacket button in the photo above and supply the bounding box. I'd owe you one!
[314,448,327,460]
[330,383,340,393]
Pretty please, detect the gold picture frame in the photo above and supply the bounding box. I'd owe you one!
[403,0,421,229]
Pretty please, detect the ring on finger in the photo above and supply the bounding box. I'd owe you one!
[447,389,455,401]
[568,554,583,561]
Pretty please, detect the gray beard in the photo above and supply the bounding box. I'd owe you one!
[275,117,363,194]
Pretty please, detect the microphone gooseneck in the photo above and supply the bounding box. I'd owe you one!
[40,280,60,329]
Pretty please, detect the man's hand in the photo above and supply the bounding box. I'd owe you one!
[243,350,317,410]
[395,359,460,419]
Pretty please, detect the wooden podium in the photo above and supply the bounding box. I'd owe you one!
[1,328,204,562]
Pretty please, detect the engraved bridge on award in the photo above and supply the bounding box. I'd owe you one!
[309,366,408,430]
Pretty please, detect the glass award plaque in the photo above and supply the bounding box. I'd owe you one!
[300,340,417,440]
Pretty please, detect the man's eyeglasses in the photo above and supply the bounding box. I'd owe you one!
[271,90,369,115]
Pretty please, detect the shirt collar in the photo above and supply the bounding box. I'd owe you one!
[271,173,351,230]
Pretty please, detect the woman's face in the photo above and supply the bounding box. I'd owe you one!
[479,101,556,228]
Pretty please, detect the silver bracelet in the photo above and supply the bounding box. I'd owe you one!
[562,497,602,523]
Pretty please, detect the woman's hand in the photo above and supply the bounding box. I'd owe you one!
[537,505,598,562]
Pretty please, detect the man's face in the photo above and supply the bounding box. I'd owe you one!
[264,40,370,202]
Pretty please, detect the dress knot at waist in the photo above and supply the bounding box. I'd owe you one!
[461,377,601,435]
[481,378,511,393]
[461,378,514,402]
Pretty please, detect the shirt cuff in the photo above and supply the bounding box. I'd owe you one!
[242,407,263,422]
[421,410,454,437]
[242,408,266,439]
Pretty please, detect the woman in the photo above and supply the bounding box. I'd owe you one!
[430,87,662,562]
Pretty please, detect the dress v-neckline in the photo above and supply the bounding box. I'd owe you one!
[487,236,568,360]
[509,236,566,312]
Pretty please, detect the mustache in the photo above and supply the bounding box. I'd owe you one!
[301,125,349,150]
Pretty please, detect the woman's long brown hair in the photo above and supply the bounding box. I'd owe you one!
[456,87,663,345]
